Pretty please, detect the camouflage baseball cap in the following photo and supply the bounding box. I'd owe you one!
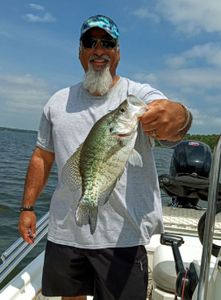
[80,15,119,40]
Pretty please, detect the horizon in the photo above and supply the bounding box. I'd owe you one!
[1,126,219,138]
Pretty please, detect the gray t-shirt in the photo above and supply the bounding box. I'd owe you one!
[37,77,166,248]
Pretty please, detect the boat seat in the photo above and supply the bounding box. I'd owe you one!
[152,242,202,293]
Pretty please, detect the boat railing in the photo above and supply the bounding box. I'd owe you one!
[197,135,221,300]
[0,211,49,285]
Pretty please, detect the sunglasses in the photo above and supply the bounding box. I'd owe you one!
[81,37,118,49]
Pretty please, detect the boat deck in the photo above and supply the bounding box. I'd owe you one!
[163,206,221,239]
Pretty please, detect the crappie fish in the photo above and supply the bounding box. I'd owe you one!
[62,95,147,234]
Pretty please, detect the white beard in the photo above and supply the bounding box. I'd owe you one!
[83,64,113,96]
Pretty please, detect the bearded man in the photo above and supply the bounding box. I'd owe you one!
[19,15,192,300]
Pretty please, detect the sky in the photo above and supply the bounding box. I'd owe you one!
[0,0,221,134]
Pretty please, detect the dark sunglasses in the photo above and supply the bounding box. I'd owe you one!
[81,37,118,49]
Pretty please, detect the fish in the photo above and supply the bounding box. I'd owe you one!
[61,95,147,234]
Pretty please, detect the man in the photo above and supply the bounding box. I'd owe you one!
[19,15,192,300]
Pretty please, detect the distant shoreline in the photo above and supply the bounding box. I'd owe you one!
[0,126,37,134]
[1,127,219,150]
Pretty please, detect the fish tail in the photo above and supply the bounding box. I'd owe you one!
[75,203,98,234]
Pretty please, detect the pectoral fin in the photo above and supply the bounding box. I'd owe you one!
[128,149,143,167]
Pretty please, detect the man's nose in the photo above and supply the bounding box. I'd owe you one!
[93,41,105,54]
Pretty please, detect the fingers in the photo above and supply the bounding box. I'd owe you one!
[18,212,36,244]
[140,104,158,125]
[23,229,36,244]
[139,99,186,141]
[140,107,163,139]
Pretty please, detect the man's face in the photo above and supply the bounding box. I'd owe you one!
[79,27,120,77]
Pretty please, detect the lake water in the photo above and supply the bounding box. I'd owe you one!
[0,127,174,285]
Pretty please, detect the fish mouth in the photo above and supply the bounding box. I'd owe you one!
[111,127,136,138]
[116,133,132,138]
[112,131,135,138]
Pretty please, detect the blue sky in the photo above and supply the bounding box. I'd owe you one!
[0,0,221,134]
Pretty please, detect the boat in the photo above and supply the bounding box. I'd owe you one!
[0,137,221,300]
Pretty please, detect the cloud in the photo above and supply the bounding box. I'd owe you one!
[131,8,160,23]
[190,108,221,132]
[0,74,51,113]
[24,13,56,23]
[23,3,56,23]
[133,67,221,94]
[131,0,221,35]
[131,60,221,134]
[132,72,158,85]
[0,29,13,39]
[29,3,45,11]
[160,68,221,88]
[166,43,221,68]
[158,68,221,133]
[162,43,221,100]
[155,0,221,35]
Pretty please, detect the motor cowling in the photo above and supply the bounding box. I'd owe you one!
[170,140,212,178]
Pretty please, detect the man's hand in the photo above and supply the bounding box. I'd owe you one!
[19,211,37,244]
[140,99,191,141]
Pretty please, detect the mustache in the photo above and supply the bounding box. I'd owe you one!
[89,55,110,62]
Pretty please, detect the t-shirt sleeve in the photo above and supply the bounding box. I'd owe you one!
[126,79,168,103]
[139,85,167,103]
[36,110,54,152]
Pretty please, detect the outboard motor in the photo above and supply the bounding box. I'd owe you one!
[159,140,212,208]
[170,140,212,178]
[170,140,212,208]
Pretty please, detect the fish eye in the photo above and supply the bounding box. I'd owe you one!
[120,108,125,113]
[109,127,114,132]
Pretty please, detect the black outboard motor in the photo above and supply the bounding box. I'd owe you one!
[170,141,212,208]
[170,140,212,178]
[159,140,212,208]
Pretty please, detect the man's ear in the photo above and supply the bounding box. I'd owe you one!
[117,48,120,63]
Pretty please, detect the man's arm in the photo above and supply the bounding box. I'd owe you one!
[140,99,192,141]
[18,147,55,244]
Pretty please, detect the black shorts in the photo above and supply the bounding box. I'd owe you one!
[42,240,148,300]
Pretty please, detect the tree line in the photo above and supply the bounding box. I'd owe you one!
[184,134,220,150]
[156,134,220,150]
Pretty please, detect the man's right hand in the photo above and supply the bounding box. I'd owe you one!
[19,211,37,244]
